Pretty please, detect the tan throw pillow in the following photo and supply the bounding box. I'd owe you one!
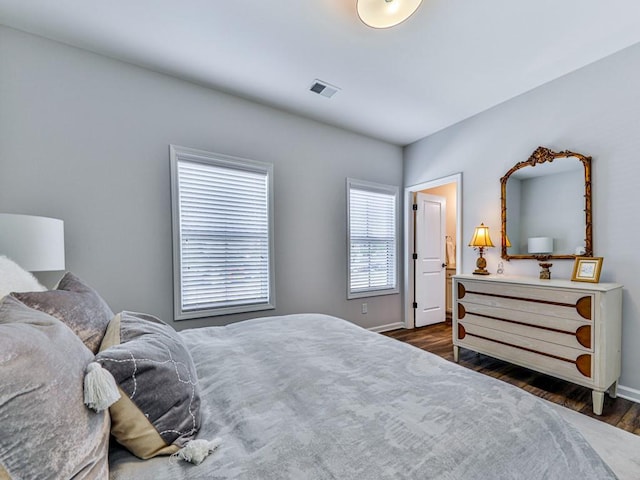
[12,272,113,353]
[96,311,202,459]
[0,464,11,480]
[0,296,110,480]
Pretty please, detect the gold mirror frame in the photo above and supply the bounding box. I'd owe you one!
[500,146,592,261]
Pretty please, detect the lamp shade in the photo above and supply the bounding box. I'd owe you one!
[468,223,494,248]
[504,233,512,248]
[0,214,65,271]
[357,0,423,29]
[528,237,553,254]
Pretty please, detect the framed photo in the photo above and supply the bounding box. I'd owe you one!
[571,257,603,283]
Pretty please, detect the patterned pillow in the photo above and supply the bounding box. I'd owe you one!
[96,311,202,459]
[0,296,110,480]
[12,272,113,353]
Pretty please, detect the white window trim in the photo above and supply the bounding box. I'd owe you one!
[170,145,275,320]
[347,178,399,300]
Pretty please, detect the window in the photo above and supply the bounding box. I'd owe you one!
[347,178,399,299]
[170,145,274,319]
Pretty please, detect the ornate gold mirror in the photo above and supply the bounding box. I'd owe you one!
[501,146,592,260]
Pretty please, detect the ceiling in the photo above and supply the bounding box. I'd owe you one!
[1,1,640,146]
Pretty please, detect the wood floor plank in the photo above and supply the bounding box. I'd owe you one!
[617,402,640,435]
[383,323,639,434]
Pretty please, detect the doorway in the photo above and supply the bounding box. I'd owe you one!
[403,173,461,329]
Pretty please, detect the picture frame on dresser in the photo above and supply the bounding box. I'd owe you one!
[572,257,604,283]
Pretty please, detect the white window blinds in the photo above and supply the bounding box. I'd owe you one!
[170,146,274,319]
[347,178,399,298]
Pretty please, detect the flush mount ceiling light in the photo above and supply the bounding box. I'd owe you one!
[357,0,423,29]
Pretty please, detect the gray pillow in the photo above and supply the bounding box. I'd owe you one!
[96,311,202,459]
[12,272,113,353]
[0,296,110,480]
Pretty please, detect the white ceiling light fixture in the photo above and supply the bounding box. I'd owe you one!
[357,0,423,29]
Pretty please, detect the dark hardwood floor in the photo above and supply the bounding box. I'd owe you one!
[383,322,640,435]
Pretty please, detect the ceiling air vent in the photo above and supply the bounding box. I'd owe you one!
[309,79,340,98]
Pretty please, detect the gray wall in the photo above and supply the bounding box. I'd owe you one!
[404,42,640,400]
[0,26,403,331]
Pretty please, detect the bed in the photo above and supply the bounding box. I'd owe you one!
[108,314,616,479]
[0,264,619,479]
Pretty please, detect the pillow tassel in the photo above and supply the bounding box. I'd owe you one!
[84,362,120,412]
[171,438,222,466]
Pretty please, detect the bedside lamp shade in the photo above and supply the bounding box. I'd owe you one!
[0,214,65,271]
[468,223,494,248]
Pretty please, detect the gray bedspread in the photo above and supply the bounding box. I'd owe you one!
[108,314,617,479]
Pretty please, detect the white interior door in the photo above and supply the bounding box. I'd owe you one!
[415,192,446,327]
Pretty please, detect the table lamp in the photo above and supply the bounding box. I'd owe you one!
[468,223,494,275]
[528,236,553,279]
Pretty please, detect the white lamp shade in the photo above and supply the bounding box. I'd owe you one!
[357,0,423,29]
[0,214,65,271]
[528,237,553,254]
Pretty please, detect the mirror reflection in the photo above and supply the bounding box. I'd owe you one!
[501,147,592,261]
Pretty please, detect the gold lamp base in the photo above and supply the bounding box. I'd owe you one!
[473,251,490,275]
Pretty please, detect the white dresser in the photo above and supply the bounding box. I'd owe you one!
[453,274,623,415]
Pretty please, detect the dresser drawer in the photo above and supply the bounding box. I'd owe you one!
[457,301,591,334]
[457,332,592,385]
[458,280,592,322]
[458,312,591,352]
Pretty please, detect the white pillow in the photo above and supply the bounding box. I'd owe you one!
[0,255,47,298]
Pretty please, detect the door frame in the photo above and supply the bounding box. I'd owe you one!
[403,173,462,329]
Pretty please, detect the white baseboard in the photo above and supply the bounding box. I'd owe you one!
[617,384,640,404]
[368,322,404,333]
